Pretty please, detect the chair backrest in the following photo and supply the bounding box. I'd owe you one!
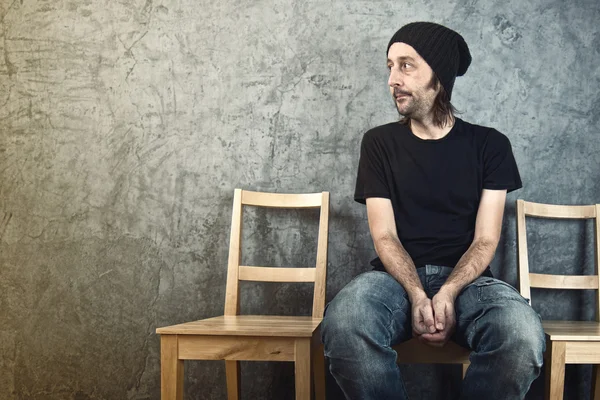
[516,200,600,320]
[223,189,330,318]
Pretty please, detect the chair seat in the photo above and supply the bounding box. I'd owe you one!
[394,338,471,364]
[543,320,600,341]
[156,315,322,337]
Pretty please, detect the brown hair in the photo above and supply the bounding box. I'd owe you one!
[400,74,459,129]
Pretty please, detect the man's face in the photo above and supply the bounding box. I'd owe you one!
[387,42,440,120]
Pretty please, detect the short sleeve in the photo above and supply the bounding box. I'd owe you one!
[482,130,522,193]
[354,130,391,204]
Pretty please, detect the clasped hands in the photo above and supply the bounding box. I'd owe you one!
[411,290,456,347]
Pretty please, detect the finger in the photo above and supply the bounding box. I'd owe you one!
[421,332,449,347]
[413,323,425,337]
[413,304,429,335]
[418,334,446,347]
[412,312,425,335]
[421,304,436,333]
[433,300,446,331]
[420,332,446,342]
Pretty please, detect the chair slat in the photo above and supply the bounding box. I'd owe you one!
[238,266,316,282]
[595,205,600,322]
[241,190,323,208]
[178,336,297,361]
[224,189,243,316]
[543,321,600,341]
[517,200,532,300]
[529,273,599,290]
[564,342,600,363]
[524,201,596,219]
[313,191,329,318]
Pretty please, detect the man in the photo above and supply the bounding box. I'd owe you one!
[321,22,545,400]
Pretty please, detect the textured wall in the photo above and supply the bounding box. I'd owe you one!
[0,0,599,399]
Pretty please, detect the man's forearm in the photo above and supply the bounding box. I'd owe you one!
[375,234,426,302]
[440,238,498,297]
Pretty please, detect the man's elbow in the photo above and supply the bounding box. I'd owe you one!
[473,236,500,254]
[372,231,400,254]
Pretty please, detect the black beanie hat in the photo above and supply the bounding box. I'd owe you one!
[387,22,471,100]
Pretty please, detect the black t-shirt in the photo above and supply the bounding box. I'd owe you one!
[354,118,522,273]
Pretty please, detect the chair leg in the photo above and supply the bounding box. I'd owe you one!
[545,341,566,400]
[295,338,312,400]
[591,364,600,400]
[225,361,241,400]
[161,335,184,400]
[461,363,469,379]
[313,343,326,400]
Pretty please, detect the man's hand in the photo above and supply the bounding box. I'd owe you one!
[418,290,456,347]
[411,295,437,335]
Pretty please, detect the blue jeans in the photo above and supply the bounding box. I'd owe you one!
[321,266,545,400]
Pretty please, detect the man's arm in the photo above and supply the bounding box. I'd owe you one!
[366,197,436,335]
[441,188,507,297]
[420,188,507,345]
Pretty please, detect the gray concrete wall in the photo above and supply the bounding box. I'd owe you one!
[0,0,599,399]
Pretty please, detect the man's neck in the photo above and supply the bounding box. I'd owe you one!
[408,115,455,140]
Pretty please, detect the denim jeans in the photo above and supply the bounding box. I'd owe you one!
[321,266,545,400]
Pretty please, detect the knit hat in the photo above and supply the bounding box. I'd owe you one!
[387,22,471,100]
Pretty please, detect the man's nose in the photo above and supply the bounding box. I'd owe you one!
[388,68,402,87]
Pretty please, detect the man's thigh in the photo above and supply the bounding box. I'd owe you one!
[322,270,413,346]
[452,276,538,346]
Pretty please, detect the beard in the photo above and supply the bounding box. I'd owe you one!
[392,87,436,119]
[392,75,439,119]
[393,89,418,117]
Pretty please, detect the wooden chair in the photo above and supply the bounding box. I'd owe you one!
[156,189,329,400]
[516,199,600,400]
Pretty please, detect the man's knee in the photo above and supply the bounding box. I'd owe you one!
[476,301,545,369]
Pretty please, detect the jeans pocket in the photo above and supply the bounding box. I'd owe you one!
[474,278,528,303]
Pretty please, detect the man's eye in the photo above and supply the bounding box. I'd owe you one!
[402,63,411,68]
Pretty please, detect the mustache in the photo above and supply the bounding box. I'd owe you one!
[394,88,411,97]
